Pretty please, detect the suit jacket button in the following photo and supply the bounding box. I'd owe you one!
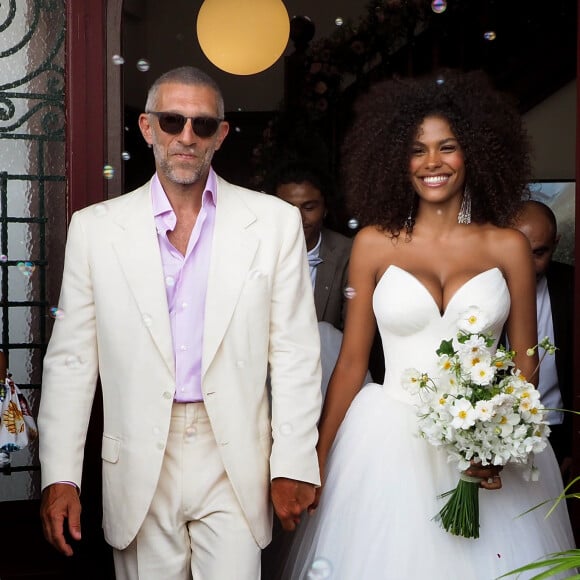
[162,391,173,399]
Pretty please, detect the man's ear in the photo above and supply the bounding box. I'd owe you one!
[214,121,230,151]
[138,113,154,145]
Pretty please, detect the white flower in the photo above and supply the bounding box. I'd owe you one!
[492,410,521,437]
[491,349,514,372]
[516,385,541,404]
[469,361,496,386]
[438,354,456,374]
[402,368,423,395]
[457,307,488,334]
[520,402,545,424]
[450,399,476,429]
[411,325,551,482]
[474,400,494,421]
[456,334,488,356]
[437,372,461,395]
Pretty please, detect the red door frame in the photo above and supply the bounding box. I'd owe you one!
[66,0,108,215]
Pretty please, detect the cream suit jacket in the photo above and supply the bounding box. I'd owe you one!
[38,176,322,550]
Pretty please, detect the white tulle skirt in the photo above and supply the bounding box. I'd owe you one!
[283,384,576,580]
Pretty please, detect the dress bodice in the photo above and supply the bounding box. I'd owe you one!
[374,265,510,403]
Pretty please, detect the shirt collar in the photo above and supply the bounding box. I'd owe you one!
[151,169,218,232]
[307,233,322,258]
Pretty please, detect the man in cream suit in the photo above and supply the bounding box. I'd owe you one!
[38,67,321,580]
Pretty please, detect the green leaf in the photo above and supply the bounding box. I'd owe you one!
[496,551,580,579]
[437,339,455,357]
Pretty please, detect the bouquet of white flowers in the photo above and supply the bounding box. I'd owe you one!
[403,307,553,539]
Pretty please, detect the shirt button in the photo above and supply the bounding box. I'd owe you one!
[180,345,188,351]
[181,302,188,309]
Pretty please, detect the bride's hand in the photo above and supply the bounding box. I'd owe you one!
[308,485,322,514]
[308,459,326,514]
[465,461,503,490]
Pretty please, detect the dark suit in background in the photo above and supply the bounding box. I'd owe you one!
[545,260,575,464]
[314,228,352,329]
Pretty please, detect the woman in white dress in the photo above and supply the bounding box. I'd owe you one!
[283,71,575,579]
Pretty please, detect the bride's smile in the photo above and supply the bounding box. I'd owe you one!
[410,115,466,208]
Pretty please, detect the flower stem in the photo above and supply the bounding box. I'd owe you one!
[435,478,480,539]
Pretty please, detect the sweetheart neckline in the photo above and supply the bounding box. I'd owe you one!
[378,265,504,318]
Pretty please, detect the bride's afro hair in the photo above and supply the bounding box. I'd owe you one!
[341,69,531,234]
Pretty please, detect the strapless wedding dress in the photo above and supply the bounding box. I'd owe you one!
[284,265,575,580]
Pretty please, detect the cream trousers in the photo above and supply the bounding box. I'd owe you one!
[113,402,261,580]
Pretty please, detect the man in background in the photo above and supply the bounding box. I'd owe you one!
[268,161,352,330]
[514,200,574,475]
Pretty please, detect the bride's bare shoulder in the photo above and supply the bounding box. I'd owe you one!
[481,223,529,252]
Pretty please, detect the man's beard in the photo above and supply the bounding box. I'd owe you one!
[154,145,212,185]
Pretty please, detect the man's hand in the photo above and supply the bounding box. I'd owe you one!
[40,483,82,556]
[271,477,316,531]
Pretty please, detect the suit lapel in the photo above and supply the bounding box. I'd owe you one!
[314,233,336,318]
[111,184,175,376]
[203,179,258,375]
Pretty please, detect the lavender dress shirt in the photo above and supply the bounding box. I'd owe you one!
[151,170,216,402]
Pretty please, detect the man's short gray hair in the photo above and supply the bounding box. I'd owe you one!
[145,66,225,117]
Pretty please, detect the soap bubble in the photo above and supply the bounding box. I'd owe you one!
[17,261,35,277]
[136,59,150,72]
[49,307,65,319]
[65,355,83,369]
[307,558,333,580]
[344,286,356,300]
[280,423,294,436]
[431,0,447,14]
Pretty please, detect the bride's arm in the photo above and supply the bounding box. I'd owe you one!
[498,228,539,384]
[316,229,382,475]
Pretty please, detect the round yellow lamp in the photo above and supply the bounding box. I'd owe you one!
[197,0,290,75]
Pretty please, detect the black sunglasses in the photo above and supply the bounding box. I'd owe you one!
[147,111,224,138]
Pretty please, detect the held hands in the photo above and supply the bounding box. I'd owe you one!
[271,477,316,531]
[40,483,82,556]
[465,461,503,490]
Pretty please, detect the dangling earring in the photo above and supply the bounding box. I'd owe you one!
[404,206,415,236]
[457,187,472,224]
